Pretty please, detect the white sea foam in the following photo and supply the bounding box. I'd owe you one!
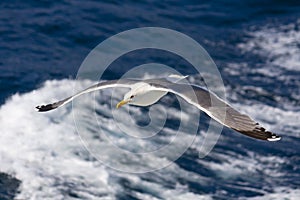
[0,80,114,199]
[198,151,285,180]
[238,20,300,72]
[0,79,211,199]
[0,76,297,199]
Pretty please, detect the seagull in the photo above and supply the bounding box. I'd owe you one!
[36,75,281,141]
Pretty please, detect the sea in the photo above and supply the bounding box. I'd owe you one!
[0,0,300,199]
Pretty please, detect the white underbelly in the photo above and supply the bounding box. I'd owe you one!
[132,91,168,106]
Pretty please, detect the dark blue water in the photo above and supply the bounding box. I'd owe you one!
[1,0,300,199]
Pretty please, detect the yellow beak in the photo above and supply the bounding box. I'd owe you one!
[116,100,129,109]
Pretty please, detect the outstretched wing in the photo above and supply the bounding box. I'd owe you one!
[36,75,185,112]
[36,79,138,112]
[150,82,281,141]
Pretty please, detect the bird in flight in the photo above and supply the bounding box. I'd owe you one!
[36,75,281,141]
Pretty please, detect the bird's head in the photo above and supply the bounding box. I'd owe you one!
[116,82,150,108]
[116,92,136,108]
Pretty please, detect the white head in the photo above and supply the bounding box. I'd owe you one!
[116,82,151,108]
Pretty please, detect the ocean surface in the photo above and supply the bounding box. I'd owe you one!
[1,0,300,199]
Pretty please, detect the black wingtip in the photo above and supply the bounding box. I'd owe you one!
[234,127,282,142]
[267,134,281,142]
[35,104,56,112]
[264,130,281,141]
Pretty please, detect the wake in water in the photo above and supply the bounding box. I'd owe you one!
[0,76,299,199]
[0,79,212,199]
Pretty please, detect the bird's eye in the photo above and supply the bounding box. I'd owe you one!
[130,95,134,99]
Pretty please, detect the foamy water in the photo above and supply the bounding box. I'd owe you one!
[0,75,299,199]
[238,20,300,72]
[0,79,211,199]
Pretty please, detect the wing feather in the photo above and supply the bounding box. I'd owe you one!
[36,79,137,112]
[151,82,281,141]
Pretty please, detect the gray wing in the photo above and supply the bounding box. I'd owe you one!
[151,82,281,141]
[36,79,138,112]
[36,76,176,112]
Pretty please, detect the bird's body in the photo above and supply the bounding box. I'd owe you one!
[36,75,281,141]
[129,89,167,106]
[122,82,168,106]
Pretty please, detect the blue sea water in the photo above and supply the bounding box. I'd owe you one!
[0,0,300,199]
